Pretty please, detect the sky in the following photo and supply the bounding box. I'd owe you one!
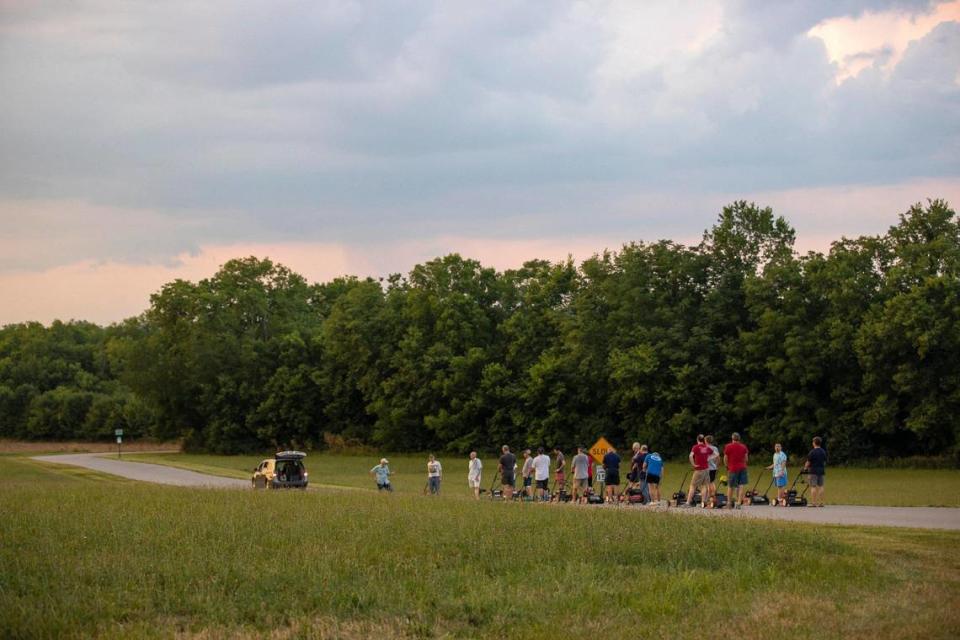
[1,0,959,325]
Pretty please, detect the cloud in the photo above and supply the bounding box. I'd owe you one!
[3,176,958,326]
[0,0,958,284]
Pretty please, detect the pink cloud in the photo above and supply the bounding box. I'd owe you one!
[808,1,960,83]
[2,177,957,326]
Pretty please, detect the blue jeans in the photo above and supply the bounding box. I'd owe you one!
[428,476,440,494]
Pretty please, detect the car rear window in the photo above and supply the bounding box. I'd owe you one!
[274,460,305,480]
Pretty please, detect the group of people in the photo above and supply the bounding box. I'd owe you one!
[489,443,664,504]
[366,435,828,508]
[682,433,828,508]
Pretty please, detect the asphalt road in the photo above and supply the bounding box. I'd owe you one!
[664,502,960,530]
[31,453,960,530]
[32,452,247,488]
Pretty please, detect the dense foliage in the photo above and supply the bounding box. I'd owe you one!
[2,200,958,460]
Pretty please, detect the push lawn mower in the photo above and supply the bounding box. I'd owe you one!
[585,486,604,504]
[488,471,503,500]
[672,471,702,506]
[672,470,689,506]
[745,475,773,506]
[624,479,649,505]
[784,471,809,507]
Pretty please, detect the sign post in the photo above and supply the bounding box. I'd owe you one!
[115,429,123,458]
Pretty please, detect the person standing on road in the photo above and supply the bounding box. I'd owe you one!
[685,435,712,507]
[427,455,442,495]
[643,449,664,505]
[370,458,393,492]
[521,449,534,499]
[765,443,788,506]
[533,447,551,501]
[705,435,721,507]
[553,447,566,498]
[499,445,517,501]
[467,451,482,500]
[602,447,621,503]
[571,446,590,504]
[804,436,827,507]
[634,444,651,502]
[723,433,749,509]
[629,442,643,487]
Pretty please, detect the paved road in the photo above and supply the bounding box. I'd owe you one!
[31,453,960,530]
[32,452,247,488]
[665,502,960,531]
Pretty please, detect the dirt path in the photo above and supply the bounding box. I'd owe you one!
[32,452,247,488]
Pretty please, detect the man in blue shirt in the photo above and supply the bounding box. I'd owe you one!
[643,450,664,505]
[602,448,621,503]
[369,458,393,491]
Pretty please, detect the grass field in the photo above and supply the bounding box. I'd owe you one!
[126,452,960,507]
[2,455,960,639]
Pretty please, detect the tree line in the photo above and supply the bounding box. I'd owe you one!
[1,200,957,462]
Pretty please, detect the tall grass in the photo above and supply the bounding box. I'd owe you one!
[2,457,960,638]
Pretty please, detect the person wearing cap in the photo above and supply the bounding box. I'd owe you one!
[370,458,393,491]
[467,451,482,500]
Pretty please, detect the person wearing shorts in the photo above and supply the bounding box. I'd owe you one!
[804,436,827,507]
[643,450,664,504]
[686,435,712,507]
[499,445,516,500]
[705,435,720,506]
[521,449,534,498]
[571,446,590,503]
[467,451,482,500]
[602,449,621,503]
[553,447,566,497]
[533,447,551,501]
[723,433,749,509]
[765,443,787,506]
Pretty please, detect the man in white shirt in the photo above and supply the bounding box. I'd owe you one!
[532,447,551,501]
[467,451,482,500]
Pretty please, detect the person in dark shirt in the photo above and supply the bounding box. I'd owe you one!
[803,436,828,507]
[630,442,650,502]
[602,449,621,503]
[499,445,517,501]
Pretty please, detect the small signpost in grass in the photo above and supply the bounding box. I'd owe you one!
[115,429,123,458]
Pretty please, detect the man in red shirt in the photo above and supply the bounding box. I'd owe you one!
[723,432,750,509]
[684,434,714,507]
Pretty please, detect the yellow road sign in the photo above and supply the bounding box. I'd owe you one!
[590,437,615,464]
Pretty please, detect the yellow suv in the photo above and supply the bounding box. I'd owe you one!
[252,451,308,489]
